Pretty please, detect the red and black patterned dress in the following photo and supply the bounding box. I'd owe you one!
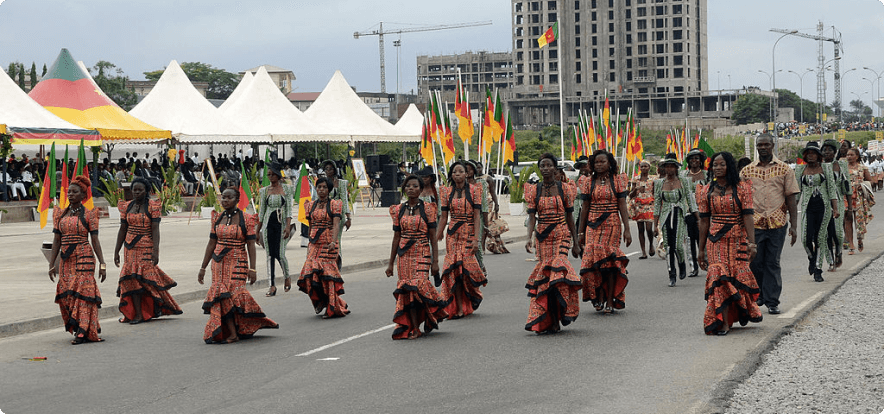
[390,201,448,339]
[439,184,487,317]
[53,208,102,342]
[297,199,350,318]
[697,181,763,334]
[202,210,278,343]
[579,174,630,309]
[524,181,582,332]
[117,200,182,322]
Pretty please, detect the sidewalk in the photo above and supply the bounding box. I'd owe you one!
[0,205,528,337]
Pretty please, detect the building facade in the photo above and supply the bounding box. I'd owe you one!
[240,65,296,94]
[510,0,714,126]
[416,51,513,108]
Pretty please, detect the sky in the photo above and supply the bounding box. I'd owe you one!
[1,0,884,112]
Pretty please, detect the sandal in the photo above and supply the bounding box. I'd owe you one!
[71,334,86,345]
[284,278,292,293]
[716,330,729,336]
[118,317,129,323]
[858,239,864,252]
[266,286,277,297]
[639,255,648,260]
[849,249,855,255]
[224,336,239,344]
[129,319,143,325]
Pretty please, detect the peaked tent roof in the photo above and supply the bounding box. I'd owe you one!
[221,66,328,142]
[0,63,100,146]
[305,71,418,142]
[393,104,424,136]
[28,48,171,141]
[218,71,252,112]
[130,60,266,143]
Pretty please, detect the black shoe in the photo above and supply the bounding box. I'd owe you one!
[678,263,687,280]
[756,298,763,306]
[767,305,781,315]
[668,278,676,287]
[813,272,824,282]
[689,269,699,277]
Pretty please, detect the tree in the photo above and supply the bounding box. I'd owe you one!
[774,88,816,123]
[42,63,47,77]
[29,62,37,90]
[849,99,865,113]
[7,62,15,80]
[91,61,138,111]
[731,93,770,125]
[17,63,25,89]
[144,62,238,99]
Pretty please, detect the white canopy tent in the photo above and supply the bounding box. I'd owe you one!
[393,103,424,136]
[218,71,252,112]
[305,70,419,143]
[221,66,328,142]
[130,60,268,143]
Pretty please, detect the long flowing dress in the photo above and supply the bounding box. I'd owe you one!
[202,210,278,343]
[297,199,350,317]
[579,174,630,309]
[524,181,582,332]
[257,185,295,285]
[848,164,875,241]
[117,200,183,322]
[653,176,698,278]
[439,184,488,317]
[794,164,838,275]
[628,177,655,222]
[826,159,850,262]
[54,208,102,342]
[390,201,448,339]
[697,181,764,334]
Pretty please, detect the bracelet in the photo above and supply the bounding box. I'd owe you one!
[248,268,257,272]
[99,264,106,270]
[747,243,757,248]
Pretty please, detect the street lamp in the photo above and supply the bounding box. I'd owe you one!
[759,69,782,121]
[840,67,858,123]
[772,30,797,121]
[787,69,813,123]
[863,67,883,118]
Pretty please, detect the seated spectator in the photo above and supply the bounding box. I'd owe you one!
[3,170,26,201]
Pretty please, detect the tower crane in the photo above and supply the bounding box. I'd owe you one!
[770,22,843,122]
[354,21,492,93]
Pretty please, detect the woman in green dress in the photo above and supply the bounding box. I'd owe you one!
[653,153,698,287]
[794,142,839,282]
[821,139,850,270]
[321,160,351,263]
[256,162,295,296]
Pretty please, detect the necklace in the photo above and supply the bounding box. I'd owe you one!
[713,181,728,196]
[542,181,555,196]
[406,201,420,215]
[70,205,82,215]
[597,174,608,185]
[224,209,238,225]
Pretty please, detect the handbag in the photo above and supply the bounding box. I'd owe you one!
[486,213,509,237]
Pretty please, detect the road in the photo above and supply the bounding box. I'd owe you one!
[1,216,882,414]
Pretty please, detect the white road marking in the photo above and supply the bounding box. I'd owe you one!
[296,324,395,357]
[317,358,340,361]
[626,252,639,257]
[777,292,825,319]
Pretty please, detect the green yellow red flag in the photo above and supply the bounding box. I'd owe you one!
[294,163,312,226]
[537,22,558,48]
[238,163,252,211]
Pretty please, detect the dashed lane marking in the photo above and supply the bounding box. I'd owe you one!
[296,324,395,357]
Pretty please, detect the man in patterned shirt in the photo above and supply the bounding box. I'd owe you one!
[739,133,799,315]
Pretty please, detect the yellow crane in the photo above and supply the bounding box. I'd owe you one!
[354,21,492,93]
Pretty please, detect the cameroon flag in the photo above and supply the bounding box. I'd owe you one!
[294,163,312,226]
[537,22,558,48]
[238,163,252,211]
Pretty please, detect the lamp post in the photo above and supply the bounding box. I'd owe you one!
[759,69,781,122]
[787,69,814,124]
[863,67,882,118]
[840,67,858,123]
[772,30,797,122]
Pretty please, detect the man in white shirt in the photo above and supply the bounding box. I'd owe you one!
[3,171,26,200]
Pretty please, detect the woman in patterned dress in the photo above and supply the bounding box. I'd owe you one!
[844,147,874,254]
[653,153,698,287]
[436,161,487,319]
[628,160,655,259]
[794,142,839,282]
[385,175,447,339]
[48,175,107,345]
[577,150,632,314]
[321,161,351,261]
[821,139,850,269]
[256,162,294,296]
[113,178,182,324]
[697,152,763,335]
[198,188,278,344]
[297,177,350,318]
[524,154,582,334]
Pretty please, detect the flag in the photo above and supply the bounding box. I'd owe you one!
[441,107,456,164]
[586,111,596,148]
[537,22,558,48]
[238,163,252,210]
[481,103,494,155]
[59,145,69,209]
[455,76,474,144]
[571,127,578,161]
[697,137,715,168]
[492,89,505,139]
[633,122,644,161]
[429,92,443,142]
[503,113,516,164]
[73,138,94,210]
[603,94,611,130]
[261,147,271,186]
[37,145,56,228]
[420,117,435,166]
[294,163,311,226]
[48,143,57,198]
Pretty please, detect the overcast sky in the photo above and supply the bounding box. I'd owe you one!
[1,0,883,110]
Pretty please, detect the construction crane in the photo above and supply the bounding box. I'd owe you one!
[354,21,492,93]
[770,22,843,122]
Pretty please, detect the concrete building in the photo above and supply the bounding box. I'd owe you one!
[509,0,733,128]
[128,80,210,99]
[416,51,513,108]
[239,65,296,94]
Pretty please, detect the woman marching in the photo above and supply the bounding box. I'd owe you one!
[821,139,850,270]
[437,161,487,319]
[297,177,351,318]
[794,142,840,282]
[256,162,295,297]
[385,175,448,339]
[653,153,699,287]
[198,188,278,344]
[697,152,763,335]
[844,147,874,255]
[114,178,183,324]
[48,175,107,344]
[524,154,582,334]
[577,150,632,313]
[321,160,351,262]
[628,160,655,259]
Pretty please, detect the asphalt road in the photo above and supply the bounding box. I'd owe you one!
[1,218,881,414]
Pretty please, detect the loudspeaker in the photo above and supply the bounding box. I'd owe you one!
[378,154,391,166]
[366,155,380,175]
[381,163,398,190]
[380,190,400,207]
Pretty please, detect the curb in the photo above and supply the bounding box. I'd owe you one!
[701,249,884,414]
[0,233,529,339]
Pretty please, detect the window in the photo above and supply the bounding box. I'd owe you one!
[576,61,582,71]
[550,74,558,83]
[591,0,597,7]
[576,74,582,83]
[592,48,598,58]
[656,44,665,53]
[576,49,581,58]
[592,11,597,20]
[626,0,631,5]
[517,64,524,73]
[547,0,556,9]
[626,22,631,31]
[674,68,684,78]
[627,71,633,80]
[638,19,647,29]
[609,60,615,69]
[575,0,580,7]
[517,75,524,84]
[638,32,647,42]
[626,59,632,68]
[637,7,646,16]
[672,4,682,14]
[575,25,580,35]
[608,10,613,19]
[592,36,598,45]
[673,42,683,52]
[516,39,524,49]
[548,12,557,21]
[656,57,665,66]
[575,12,580,22]
[673,55,683,65]
[609,35,614,44]
[656,18,665,28]
[550,49,558,58]
[549,62,558,71]
[533,51,541,59]
[515,2,522,12]
[592,61,598,70]
[626,34,632,44]
[593,73,598,83]
[517,51,524,60]
[608,0,613,6]
[532,75,541,84]
[592,24,597,33]
[638,45,647,54]
[609,72,616,82]
[609,23,614,32]
[609,48,615,56]
[626,9,631,19]
[673,17,682,27]
[532,14,540,23]
[655,5,664,15]
[575,37,581,46]
[673,30,682,40]
[532,63,541,72]
[638,70,648,78]
[657,69,666,79]
[626,46,632,56]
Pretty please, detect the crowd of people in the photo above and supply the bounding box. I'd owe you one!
[40,133,878,345]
